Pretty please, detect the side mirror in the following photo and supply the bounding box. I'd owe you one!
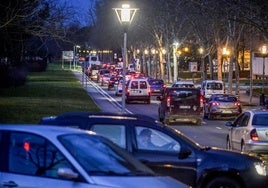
[225,121,234,127]
[178,148,191,159]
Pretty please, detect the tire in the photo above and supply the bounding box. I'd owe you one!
[203,108,208,119]
[205,176,240,188]
[147,99,150,104]
[226,136,231,150]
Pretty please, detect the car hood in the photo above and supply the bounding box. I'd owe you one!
[91,176,188,188]
[198,146,260,167]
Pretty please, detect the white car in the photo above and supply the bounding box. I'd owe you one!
[126,78,151,104]
[0,125,187,188]
[115,79,124,96]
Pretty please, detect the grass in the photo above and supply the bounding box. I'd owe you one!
[0,62,100,124]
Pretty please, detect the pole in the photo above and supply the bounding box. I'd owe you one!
[173,45,178,82]
[122,32,127,113]
[262,56,265,94]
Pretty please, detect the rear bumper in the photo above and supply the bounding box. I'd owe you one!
[165,113,202,124]
[126,95,150,101]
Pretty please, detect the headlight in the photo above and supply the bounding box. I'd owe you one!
[254,162,267,176]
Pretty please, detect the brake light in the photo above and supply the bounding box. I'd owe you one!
[23,141,30,152]
[234,102,241,106]
[212,102,220,106]
[200,95,204,107]
[163,85,166,88]
[167,97,171,107]
[250,129,259,141]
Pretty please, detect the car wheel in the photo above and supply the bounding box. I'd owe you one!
[226,136,231,150]
[203,108,208,119]
[125,99,129,104]
[208,111,213,120]
[205,176,240,188]
[196,119,202,126]
[147,99,150,104]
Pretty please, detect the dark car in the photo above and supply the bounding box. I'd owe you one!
[107,75,118,90]
[39,112,268,188]
[158,87,203,125]
[203,94,242,120]
[148,79,165,95]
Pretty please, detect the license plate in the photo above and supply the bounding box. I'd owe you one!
[222,110,232,114]
[179,106,191,109]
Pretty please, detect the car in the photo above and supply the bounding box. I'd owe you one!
[200,80,225,100]
[171,80,195,88]
[107,75,118,90]
[115,79,124,96]
[225,109,268,156]
[100,73,111,86]
[158,87,203,125]
[39,112,268,188]
[0,124,187,188]
[148,79,165,96]
[97,69,110,83]
[125,78,151,104]
[203,94,242,120]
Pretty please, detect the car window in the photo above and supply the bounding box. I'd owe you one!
[135,127,180,152]
[131,81,138,89]
[140,81,148,89]
[169,90,198,100]
[91,124,126,148]
[9,131,74,179]
[207,83,223,90]
[252,114,268,126]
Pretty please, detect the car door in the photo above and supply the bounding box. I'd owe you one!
[131,126,197,187]
[230,113,250,150]
[0,130,93,188]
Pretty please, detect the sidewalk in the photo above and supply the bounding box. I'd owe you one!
[239,90,260,107]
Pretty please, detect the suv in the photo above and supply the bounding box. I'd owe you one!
[125,78,151,104]
[171,80,195,88]
[158,87,203,125]
[39,112,268,188]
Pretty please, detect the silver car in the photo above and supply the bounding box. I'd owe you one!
[225,109,268,155]
[0,125,187,188]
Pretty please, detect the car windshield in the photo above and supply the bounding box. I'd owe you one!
[206,83,223,90]
[59,133,154,176]
[252,114,268,126]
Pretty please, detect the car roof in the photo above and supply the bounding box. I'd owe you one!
[0,124,93,137]
[244,108,268,114]
[55,112,158,122]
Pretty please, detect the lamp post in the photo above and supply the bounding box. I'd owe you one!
[73,45,80,70]
[199,47,205,83]
[114,4,138,114]
[260,44,267,105]
[173,42,179,82]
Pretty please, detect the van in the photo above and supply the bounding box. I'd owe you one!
[126,78,151,104]
[201,80,224,100]
[158,87,203,125]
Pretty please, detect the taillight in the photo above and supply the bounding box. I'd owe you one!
[250,129,259,141]
[200,95,204,107]
[234,102,241,106]
[212,102,220,106]
[167,97,171,107]
[163,85,166,88]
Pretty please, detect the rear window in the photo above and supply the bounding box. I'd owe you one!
[206,83,223,90]
[168,89,199,100]
[215,96,237,102]
[149,80,163,85]
[140,81,148,89]
[252,114,268,126]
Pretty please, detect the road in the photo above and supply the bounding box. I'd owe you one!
[76,71,258,149]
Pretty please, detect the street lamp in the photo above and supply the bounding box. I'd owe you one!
[173,42,179,82]
[198,47,205,82]
[260,44,267,105]
[114,4,138,114]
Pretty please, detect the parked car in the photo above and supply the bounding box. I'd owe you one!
[39,112,268,188]
[0,124,187,188]
[171,80,195,88]
[126,78,151,104]
[225,109,268,155]
[148,79,165,96]
[203,94,242,120]
[158,87,203,125]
